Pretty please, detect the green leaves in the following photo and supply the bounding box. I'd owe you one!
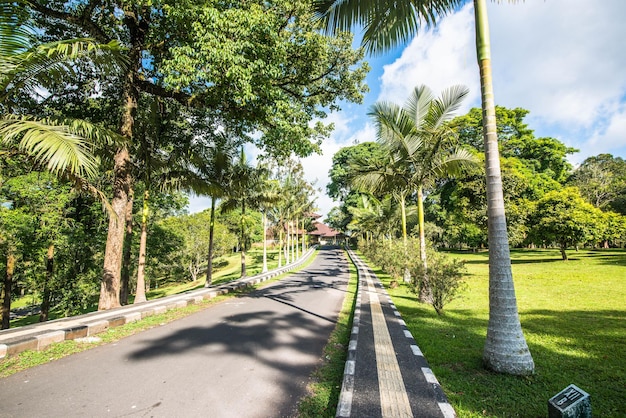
[316,0,464,55]
[159,0,368,157]
[0,116,97,177]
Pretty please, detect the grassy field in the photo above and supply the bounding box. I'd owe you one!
[365,248,626,417]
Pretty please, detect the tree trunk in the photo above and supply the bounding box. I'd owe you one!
[262,211,268,273]
[400,194,410,283]
[302,219,306,255]
[295,217,299,260]
[205,196,217,287]
[560,243,568,260]
[134,190,149,304]
[278,228,283,268]
[120,189,134,305]
[417,186,432,302]
[99,8,141,310]
[475,0,534,376]
[99,147,132,310]
[240,201,247,278]
[1,250,15,329]
[39,243,54,322]
[285,217,290,263]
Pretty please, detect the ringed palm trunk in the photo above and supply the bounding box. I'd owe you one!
[120,189,134,305]
[262,212,268,273]
[399,193,411,283]
[39,243,54,322]
[417,185,432,302]
[475,0,534,375]
[205,196,217,287]
[302,219,306,255]
[1,249,15,329]
[278,228,283,268]
[240,201,247,278]
[134,190,149,304]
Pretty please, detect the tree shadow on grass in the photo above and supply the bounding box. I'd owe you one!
[395,300,626,417]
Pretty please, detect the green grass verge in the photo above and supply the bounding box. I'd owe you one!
[361,248,626,417]
[298,250,358,417]
[0,249,319,377]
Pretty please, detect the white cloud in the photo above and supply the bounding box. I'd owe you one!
[488,0,626,130]
[378,3,479,113]
[301,118,376,220]
[376,0,626,162]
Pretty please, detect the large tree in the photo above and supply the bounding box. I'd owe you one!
[26,0,367,310]
[317,0,535,375]
[569,154,626,214]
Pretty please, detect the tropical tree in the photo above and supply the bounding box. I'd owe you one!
[369,84,476,299]
[28,0,367,311]
[316,0,535,375]
[220,149,268,278]
[193,133,238,287]
[0,6,124,179]
[528,187,605,260]
[569,154,626,214]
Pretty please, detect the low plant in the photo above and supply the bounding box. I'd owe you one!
[409,249,466,315]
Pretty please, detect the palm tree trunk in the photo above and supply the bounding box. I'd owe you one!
[295,216,299,259]
[400,194,411,283]
[1,250,15,329]
[417,185,432,302]
[39,243,54,322]
[285,217,290,262]
[240,201,247,278]
[206,196,217,287]
[278,228,283,268]
[475,0,534,375]
[262,212,268,273]
[134,190,149,304]
[120,189,134,305]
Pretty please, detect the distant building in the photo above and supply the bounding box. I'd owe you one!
[308,217,344,246]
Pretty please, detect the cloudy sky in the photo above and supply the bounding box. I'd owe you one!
[190,0,626,219]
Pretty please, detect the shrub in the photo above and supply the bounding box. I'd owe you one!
[410,250,466,315]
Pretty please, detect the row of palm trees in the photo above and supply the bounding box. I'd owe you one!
[316,0,535,375]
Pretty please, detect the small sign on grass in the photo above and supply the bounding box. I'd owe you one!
[548,384,591,418]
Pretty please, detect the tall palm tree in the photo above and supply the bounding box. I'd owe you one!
[317,0,534,375]
[220,148,267,278]
[369,84,477,300]
[194,134,237,287]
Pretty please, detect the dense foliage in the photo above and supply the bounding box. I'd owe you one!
[329,106,626,254]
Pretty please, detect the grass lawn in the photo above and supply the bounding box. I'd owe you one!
[365,248,626,417]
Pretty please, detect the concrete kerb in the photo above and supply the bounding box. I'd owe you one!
[0,246,317,360]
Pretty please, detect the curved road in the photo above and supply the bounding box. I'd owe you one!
[0,247,350,418]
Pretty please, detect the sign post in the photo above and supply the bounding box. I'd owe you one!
[548,384,591,418]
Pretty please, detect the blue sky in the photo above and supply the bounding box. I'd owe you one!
[189,0,626,219]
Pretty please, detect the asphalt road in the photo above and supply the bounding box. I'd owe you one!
[0,247,350,418]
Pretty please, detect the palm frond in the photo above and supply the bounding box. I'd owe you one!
[0,115,99,177]
[315,0,464,55]
[427,84,470,129]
